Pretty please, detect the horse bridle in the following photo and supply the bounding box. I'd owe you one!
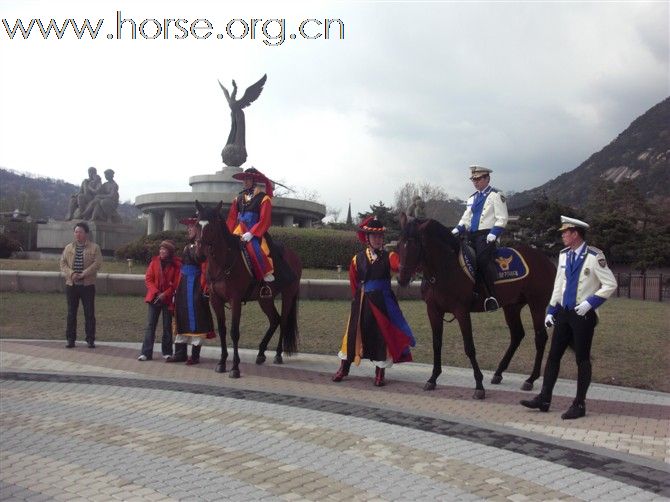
[200,220,239,283]
[400,224,428,281]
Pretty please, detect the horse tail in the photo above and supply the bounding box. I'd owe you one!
[281,289,300,355]
[280,249,302,356]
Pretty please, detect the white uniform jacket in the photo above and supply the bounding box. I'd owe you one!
[548,245,617,316]
[457,186,508,237]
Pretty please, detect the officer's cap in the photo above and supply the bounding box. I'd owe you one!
[469,165,492,179]
[559,215,589,232]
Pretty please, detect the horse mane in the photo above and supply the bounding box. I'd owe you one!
[408,218,460,255]
[197,202,238,248]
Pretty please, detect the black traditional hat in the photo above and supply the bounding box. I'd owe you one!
[357,216,386,244]
[179,214,199,226]
[232,167,273,196]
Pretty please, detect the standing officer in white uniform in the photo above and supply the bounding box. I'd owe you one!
[452,165,509,311]
[521,216,617,419]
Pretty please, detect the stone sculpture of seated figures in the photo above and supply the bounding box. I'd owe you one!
[65,167,102,220]
[80,169,122,223]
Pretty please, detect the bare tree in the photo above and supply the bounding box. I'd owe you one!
[325,206,341,223]
[394,182,449,212]
[394,182,464,226]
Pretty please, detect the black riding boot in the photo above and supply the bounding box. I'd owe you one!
[483,266,499,312]
[187,344,201,365]
[166,343,187,363]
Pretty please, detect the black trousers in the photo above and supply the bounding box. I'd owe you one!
[541,308,597,404]
[468,232,497,295]
[65,284,96,344]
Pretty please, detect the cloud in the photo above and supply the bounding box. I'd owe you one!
[0,0,667,220]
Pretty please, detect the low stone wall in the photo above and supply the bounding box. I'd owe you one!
[0,271,422,300]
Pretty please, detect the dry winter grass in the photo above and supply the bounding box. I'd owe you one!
[1,291,667,392]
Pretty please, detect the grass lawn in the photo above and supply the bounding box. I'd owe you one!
[0,258,343,280]
[1,291,667,392]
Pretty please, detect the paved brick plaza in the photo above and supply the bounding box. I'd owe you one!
[1,340,668,501]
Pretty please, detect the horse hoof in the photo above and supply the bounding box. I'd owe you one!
[473,389,485,400]
[229,369,240,379]
[423,381,436,391]
[256,354,266,365]
[491,374,503,385]
[521,381,534,391]
[215,363,227,373]
[273,354,283,364]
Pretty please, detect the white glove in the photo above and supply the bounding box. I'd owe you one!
[486,233,497,243]
[544,314,554,327]
[241,232,253,242]
[574,301,592,316]
[451,228,460,235]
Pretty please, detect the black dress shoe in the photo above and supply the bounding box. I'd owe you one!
[561,403,586,420]
[520,395,550,412]
[66,342,75,349]
[87,342,96,349]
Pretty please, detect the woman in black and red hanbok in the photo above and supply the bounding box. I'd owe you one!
[332,217,415,386]
[166,216,215,365]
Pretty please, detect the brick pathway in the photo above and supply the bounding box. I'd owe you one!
[1,339,668,501]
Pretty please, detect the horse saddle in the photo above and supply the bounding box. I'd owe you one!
[238,236,296,291]
[459,245,529,284]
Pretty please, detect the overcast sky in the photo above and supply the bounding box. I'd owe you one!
[1,0,668,220]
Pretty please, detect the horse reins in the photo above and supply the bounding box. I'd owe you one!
[404,227,456,324]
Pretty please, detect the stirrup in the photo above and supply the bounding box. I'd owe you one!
[259,283,273,299]
[484,296,499,312]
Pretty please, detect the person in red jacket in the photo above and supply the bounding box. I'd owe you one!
[138,240,181,361]
[226,167,275,282]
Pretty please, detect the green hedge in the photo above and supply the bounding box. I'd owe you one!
[0,233,22,258]
[115,227,362,269]
[115,230,188,265]
[270,227,361,269]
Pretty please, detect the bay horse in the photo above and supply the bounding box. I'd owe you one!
[195,200,301,378]
[397,214,555,398]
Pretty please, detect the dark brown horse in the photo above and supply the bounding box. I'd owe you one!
[195,201,301,378]
[397,214,555,398]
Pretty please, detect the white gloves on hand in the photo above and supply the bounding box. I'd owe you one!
[241,232,253,242]
[544,314,554,327]
[574,301,592,316]
[451,228,460,235]
[486,233,497,243]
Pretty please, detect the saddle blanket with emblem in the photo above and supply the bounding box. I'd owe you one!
[459,247,529,284]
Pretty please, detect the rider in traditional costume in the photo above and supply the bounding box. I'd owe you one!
[332,217,416,386]
[226,167,275,283]
[452,165,509,312]
[166,216,215,365]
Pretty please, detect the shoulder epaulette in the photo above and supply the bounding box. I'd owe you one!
[587,245,602,255]
[560,247,570,254]
[490,187,499,193]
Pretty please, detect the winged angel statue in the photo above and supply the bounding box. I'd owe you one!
[219,74,267,167]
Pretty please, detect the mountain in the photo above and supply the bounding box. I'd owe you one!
[508,97,670,210]
[0,168,141,221]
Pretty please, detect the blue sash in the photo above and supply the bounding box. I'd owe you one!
[181,264,200,332]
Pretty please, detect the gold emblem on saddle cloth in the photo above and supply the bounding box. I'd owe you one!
[495,255,513,271]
